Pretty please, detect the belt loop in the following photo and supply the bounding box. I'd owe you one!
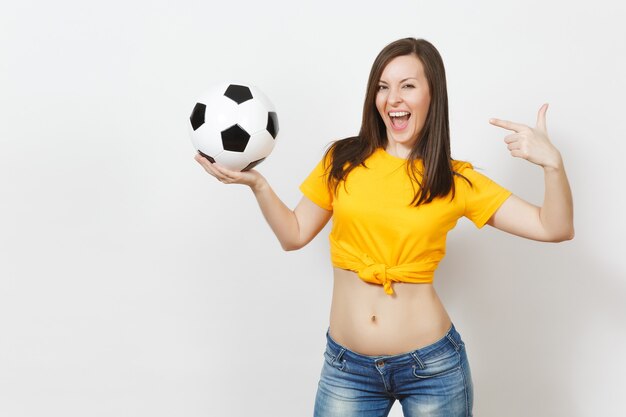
[334,348,346,365]
[410,351,425,369]
[446,333,460,351]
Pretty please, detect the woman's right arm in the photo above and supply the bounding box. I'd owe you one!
[195,154,332,251]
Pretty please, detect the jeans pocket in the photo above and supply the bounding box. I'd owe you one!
[412,348,461,379]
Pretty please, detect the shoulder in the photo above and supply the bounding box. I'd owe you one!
[451,160,475,188]
[451,159,474,173]
[451,159,501,192]
[326,136,379,172]
[451,159,511,201]
[327,136,361,155]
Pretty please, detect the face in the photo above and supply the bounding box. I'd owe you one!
[375,54,431,149]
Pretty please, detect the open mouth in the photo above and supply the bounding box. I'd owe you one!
[389,111,411,130]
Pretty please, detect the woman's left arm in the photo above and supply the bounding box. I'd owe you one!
[486,103,574,242]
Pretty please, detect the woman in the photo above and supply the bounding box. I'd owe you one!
[195,38,574,417]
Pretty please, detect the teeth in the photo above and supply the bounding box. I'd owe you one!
[389,111,410,117]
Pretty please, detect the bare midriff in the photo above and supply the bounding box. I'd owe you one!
[329,267,453,356]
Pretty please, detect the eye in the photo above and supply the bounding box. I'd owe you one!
[377,85,388,91]
[403,84,415,89]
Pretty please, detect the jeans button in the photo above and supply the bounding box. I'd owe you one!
[376,360,384,367]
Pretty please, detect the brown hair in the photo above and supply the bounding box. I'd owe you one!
[324,37,469,206]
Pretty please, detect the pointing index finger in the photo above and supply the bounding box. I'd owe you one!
[489,118,527,133]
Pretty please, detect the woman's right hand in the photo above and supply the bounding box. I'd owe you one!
[194,153,266,190]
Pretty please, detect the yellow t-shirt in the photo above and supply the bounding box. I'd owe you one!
[299,147,512,295]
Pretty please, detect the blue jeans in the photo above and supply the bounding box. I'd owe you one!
[314,323,473,417]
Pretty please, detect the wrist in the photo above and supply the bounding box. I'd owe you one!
[251,175,269,193]
[542,152,564,172]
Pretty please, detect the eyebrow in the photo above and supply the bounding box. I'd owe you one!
[378,77,418,84]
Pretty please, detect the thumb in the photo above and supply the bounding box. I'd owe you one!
[536,103,549,132]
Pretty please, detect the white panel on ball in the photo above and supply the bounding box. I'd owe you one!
[248,86,276,112]
[216,150,251,171]
[237,99,270,135]
[198,85,239,130]
[244,130,275,163]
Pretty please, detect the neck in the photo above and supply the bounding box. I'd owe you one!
[385,142,414,159]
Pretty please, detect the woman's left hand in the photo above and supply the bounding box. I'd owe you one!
[489,103,562,169]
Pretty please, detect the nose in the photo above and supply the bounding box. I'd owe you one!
[388,87,402,105]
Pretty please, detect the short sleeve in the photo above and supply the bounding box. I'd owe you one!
[456,162,512,229]
[299,155,333,211]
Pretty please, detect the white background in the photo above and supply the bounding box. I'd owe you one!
[1,1,625,416]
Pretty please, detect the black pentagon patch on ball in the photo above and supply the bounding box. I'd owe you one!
[267,111,279,139]
[224,84,253,104]
[190,103,206,131]
[221,124,250,152]
[242,157,266,171]
[197,150,215,163]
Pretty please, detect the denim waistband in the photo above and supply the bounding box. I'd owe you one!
[325,323,463,367]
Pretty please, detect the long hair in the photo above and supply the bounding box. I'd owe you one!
[324,37,469,206]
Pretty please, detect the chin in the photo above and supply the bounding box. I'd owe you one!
[388,132,419,146]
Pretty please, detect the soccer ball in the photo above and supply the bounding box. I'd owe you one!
[189,82,279,171]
